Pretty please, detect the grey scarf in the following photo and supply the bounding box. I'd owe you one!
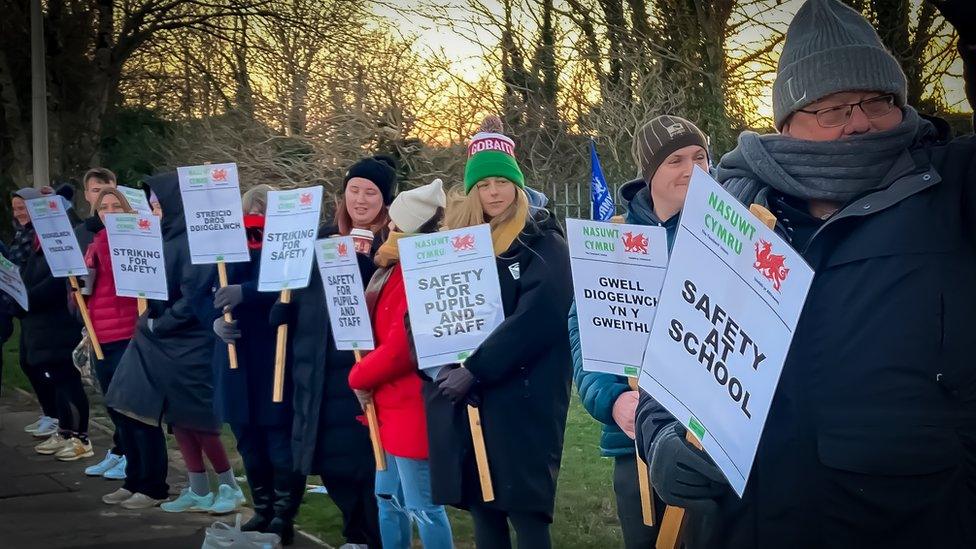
[718,107,935,204]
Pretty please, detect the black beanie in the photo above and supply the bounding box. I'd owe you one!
[342,155,399,205]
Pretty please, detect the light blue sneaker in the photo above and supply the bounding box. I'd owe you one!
[102,455,127,480]
[208,484,246,515]
[85,451,122,476]
[160,488,214,513]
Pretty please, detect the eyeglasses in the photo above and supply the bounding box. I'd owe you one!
[796,94,896,128]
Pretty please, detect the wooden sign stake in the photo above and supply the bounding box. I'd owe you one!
[628,377,656,527]
[69,275,103,360]
[137,297,148,316]
[468,403,494,502]
[354,349,387,471]
[657,203,778,549]
[216,261,240,369]
[272,289,291,402]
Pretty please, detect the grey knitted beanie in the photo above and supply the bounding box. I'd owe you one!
[772,0,907,130]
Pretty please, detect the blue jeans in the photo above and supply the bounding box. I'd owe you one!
[374,452,453,549]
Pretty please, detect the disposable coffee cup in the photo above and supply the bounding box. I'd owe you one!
[350,228,374,254]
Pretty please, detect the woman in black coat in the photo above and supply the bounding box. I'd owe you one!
[428,119,574,549]
[269,155,398,547]
[210,184,297,538]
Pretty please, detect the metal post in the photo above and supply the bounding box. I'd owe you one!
[30,0,49,189]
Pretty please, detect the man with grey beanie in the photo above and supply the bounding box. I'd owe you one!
[635,1,976,548]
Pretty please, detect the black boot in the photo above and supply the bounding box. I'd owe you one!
[268,471,306,546]
[241,471,274,532]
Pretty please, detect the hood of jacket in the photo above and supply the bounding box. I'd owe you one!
[145,172,186,240]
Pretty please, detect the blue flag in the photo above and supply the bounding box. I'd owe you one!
[590,140,615,221]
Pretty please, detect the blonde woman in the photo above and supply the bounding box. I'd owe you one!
[424,117,573,549]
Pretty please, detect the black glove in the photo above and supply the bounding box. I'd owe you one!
[268,300,296,328]
[929,0,976,42]
[435,366,478,405]
[213,317,241,344]
[650,422,727,511]
[214,285,244,312]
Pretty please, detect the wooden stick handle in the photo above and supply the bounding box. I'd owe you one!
[354,350,387,471]
[272,289,291,402]
[656,432,705,549]
[70,276,103,360]
[137,297,147,316]
[217,262,239,369]
[628,377,655,526]
[467,404,495,502]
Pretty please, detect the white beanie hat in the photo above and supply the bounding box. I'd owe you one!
[389,178,446,233]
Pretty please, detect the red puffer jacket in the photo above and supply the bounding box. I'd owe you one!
[85,229,138,344]
[348,264,428,460]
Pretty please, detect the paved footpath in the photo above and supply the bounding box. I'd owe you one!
[0,389,325,549]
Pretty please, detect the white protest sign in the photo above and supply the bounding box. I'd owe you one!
[639,167,814,497]
[117,185,151,215]
[103,213,168,301]
[258,186,323,292]
[26,196,87,277]
[0,254,28,311]
[315,236,374,350]
[401,224,504,370]
[566,218,668,377]
[177,163,249,264]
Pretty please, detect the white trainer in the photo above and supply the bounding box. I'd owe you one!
[86,451,122,476]
[34,433,68,455]
[120,492,164,510]
[102,487,134,505]
[32,417,59,438]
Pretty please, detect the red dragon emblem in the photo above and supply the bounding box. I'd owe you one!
[48,200,59,211]
[211,168,227,182]
[451,234,475,251]
[299,192,312,206]
[622,231,649,254]
[754,239,789,291]
[137,218,151,231]
[336,242,348,257]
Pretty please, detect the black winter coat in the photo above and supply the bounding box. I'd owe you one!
[107,172,219,431]
[423,212,574,518]
[17,245,81,366]
[212,247,288,426]
[639,119,976,549]
[288,225,379,476]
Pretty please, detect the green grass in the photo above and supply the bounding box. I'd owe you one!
[3,323,622,547]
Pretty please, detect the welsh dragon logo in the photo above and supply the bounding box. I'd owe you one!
[753,239,789,291]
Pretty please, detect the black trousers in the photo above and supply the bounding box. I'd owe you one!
[614,453,664,549]
[93,340,129,455]
[469,503,552,549]
[117,413,169,500]
[231,423,293,475]
[41,359,89,437]
[319,463,382,547]
[20,350,57,418]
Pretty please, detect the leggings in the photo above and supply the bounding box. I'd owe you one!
[172,426,231,473]
[21,351,57,418]
[469,503,552,549]
[41,360,89,437]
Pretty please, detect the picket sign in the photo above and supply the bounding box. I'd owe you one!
[399,225,502,502]
[259,187,324,403]
[655,203,779,549]
[0,254,28,311]
[178,162,249,369]
[353,349,387,472]
[25,196,104,359]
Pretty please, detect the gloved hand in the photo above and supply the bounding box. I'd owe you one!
[435,366,478,405]
[213,317,241,344]
[214,285,244,312]
[268,300,296,328]
[650,422,727,511]
[929,0,976,42]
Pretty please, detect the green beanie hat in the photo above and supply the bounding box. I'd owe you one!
[463,116,525,194]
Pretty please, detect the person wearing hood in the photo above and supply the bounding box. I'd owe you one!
[209,184,293,534]
[105,171,237,511]
[348,178,455,549]
[635,1,976,547]
[8,188,59,437]
[268,155,399,547]
[571,115,709,548]
[9,187,91,461]
[425,117,574,549]
[78,188,139,481]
